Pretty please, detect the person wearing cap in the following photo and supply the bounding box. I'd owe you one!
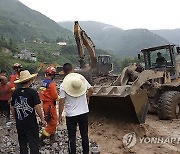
[39,66,59,145]
[0,76,11,121]
[10,63,23,91]
[11,70,46,154]
[59,63,93,154]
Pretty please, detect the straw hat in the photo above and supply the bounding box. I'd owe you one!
[62,73,87,97]
[14,70,37,84]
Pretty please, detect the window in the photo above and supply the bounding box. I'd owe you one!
[144,48,172,68]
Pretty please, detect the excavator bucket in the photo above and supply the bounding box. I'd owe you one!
[89,86,149,124]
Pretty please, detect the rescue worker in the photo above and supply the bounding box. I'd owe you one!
[39,66,59,145]
[10,63,23,91]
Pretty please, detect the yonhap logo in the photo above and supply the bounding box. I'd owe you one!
[123,132,180,148]
[123,132,137,148]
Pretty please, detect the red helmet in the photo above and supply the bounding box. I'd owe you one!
[13,63,22,70]
[45,66,56,76]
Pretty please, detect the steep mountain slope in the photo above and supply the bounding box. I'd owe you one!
[59,21,170,57]
[0,0,73,41]
[152,29,180,45]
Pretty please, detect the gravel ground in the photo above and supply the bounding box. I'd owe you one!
[0,116,99,154]
[1,114,180,154]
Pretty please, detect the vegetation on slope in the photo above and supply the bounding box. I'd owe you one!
[0,0,73,42]
[59,21,170,57]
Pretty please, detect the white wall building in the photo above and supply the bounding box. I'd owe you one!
[52,52,60,56]
[57,42,67,46]
[16,49,37,62]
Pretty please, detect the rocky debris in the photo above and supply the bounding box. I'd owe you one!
[0,117,19,154]
[39,126,100,154]
[0,117,100,154]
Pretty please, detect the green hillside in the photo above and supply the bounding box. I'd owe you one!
[59,21,170,57]
[0,0,150,73]
[0,0,73,42]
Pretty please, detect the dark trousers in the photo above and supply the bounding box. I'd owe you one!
[66,113,89,154]
[0,100,10,120]
[17,127,39,154]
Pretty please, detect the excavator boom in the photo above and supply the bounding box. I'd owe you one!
[74,21,97,69]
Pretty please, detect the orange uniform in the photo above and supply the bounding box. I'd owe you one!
[39,79,59,137]
[10,73,19,91]
[0,82,11,101]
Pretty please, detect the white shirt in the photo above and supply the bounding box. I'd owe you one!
[59,80,91,117]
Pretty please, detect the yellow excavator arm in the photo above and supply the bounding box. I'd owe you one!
[74,21,97,69]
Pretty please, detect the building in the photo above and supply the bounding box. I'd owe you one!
[16,49,37,62]
[57,42,67,46]
[52,52,60,56]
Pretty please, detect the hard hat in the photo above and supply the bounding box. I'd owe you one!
[13,63,22,69]
[45,66,56,76]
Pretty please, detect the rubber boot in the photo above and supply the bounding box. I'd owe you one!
[39,134,47,147]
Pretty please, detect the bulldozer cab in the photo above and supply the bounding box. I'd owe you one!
[97,55,113,74]
[141,44,180,79]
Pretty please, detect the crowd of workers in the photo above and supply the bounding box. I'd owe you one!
[0,62,93,154]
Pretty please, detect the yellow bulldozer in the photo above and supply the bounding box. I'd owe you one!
[91,44,180,124]
[139,44,180,120]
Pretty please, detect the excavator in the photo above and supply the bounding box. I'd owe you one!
[74,21,115,84]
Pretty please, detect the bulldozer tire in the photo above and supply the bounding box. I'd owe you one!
[157,91,180,120]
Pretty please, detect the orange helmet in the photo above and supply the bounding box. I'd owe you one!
[45,66,56,76]
[13,63,22,70]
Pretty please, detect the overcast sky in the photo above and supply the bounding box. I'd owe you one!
[19,0,180,30]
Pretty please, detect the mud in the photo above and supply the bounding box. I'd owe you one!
[89,114,180,154]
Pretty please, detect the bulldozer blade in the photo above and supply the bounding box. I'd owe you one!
[89,87,149,124]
